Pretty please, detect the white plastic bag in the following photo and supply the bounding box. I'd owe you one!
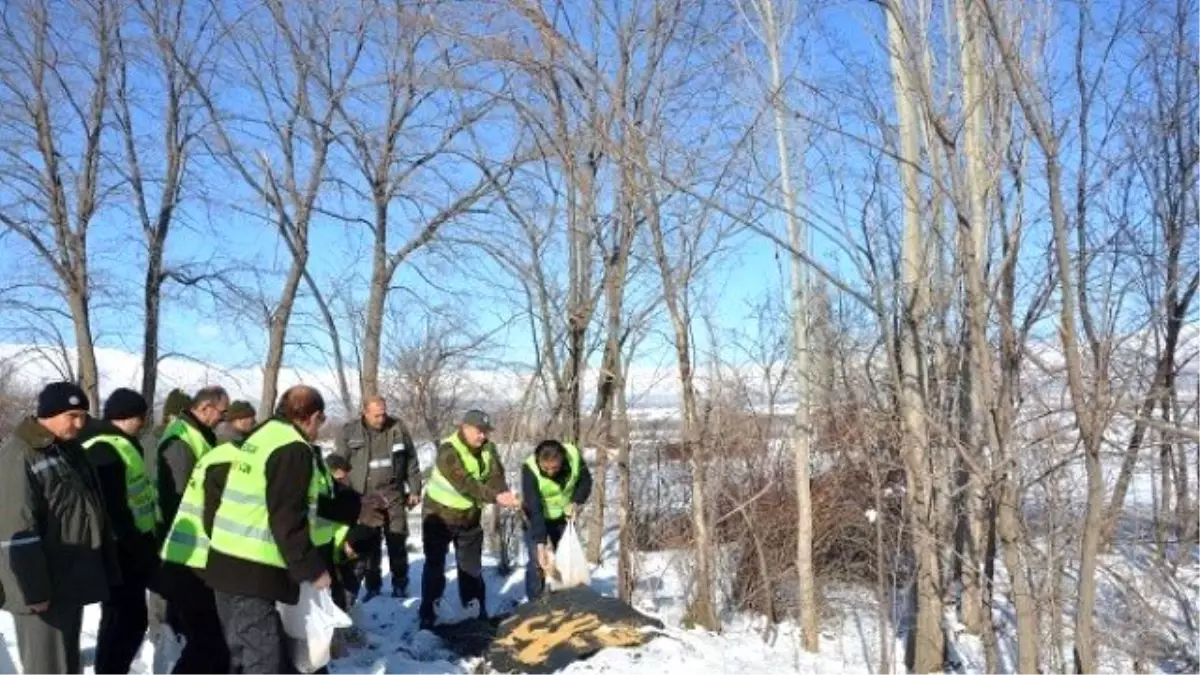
[150,622,184,674]
[277,582,353,673]
[554,520,591,588]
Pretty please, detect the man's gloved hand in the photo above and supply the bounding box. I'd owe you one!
[564,503,579,520]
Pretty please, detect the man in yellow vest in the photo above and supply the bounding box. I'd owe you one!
[79,388,160,674]
[324,454,379,611]
[419,410,519,631]
[203,386,379,673]
[156,386,228,674]
[521,440,593,601]
[144,387,190,653]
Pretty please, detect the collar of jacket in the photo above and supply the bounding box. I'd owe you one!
[180,408,218,446]
[84,418,143,448]
[16,417,58,450]
[271,414,313,443]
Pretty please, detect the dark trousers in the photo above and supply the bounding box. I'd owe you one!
[13,603,83,674]
[336,558,364,609]
[524,519,567,601]
[214,591,288,674]
[361,527,409,593]
[95,583,148,673]
[419,515,485,622]
[166,582,230,673]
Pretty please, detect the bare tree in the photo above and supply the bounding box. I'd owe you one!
[329,1,504,400]
[978,0,1134,669]
[0,0,120,409]
[733,0,819,651]
[114,0,219,406]
[386,310,488,441]
[172,0,368,416]
[882,0,942,669]
[1102,0,1199,550]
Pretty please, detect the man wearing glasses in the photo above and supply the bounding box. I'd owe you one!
[156,385,231,673]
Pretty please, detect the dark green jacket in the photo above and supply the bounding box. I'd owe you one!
[0,418,121,613]
[422,433,509,529]
[334,416,421,496]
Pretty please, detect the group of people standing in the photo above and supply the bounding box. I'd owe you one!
[0,381,592,674]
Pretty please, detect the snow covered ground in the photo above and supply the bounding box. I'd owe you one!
[0,505,903,675]
[1,437,1195,673]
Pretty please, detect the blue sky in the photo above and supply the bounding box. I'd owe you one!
[0,0,1192,396]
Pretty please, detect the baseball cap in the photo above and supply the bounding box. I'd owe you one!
[461,409,493,432]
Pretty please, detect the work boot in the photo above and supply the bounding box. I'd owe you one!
[418,615,435,632]
[363,589,381,603]
[345,625,368,647]
[331,629,349,659]
[391,587,407,599]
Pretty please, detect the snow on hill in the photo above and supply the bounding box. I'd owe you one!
[0,343,691,415]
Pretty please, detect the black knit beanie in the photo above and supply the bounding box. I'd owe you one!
[103,388,149,421]
[37,382,90,418]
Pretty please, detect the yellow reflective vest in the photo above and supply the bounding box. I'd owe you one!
[425,434,496,511]
[158,416,213,460]
[207,420,335,569]
[82,433,161,533]
[524,443,582,520]
[159,442,240,568]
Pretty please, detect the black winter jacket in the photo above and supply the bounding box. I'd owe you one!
[521,457,593,544]
[79,420,161,588]
[0,418,121,612]
[202,418,362,604]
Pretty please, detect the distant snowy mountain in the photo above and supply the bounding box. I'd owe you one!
[0,343,688,415]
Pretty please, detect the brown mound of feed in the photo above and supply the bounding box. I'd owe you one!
[486,587,663,673]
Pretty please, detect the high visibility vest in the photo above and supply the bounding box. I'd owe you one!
[160,442,240,568]
[207,420,335,569]
[82,433,161,533]
[311,458,337,546]
[425,434,495,511]
[524,443,582,520]
[332,523,351,564]
[159,417,212,460]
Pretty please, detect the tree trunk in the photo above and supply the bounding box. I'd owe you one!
[616,357,636,602]
[885,1,942,669]
[587,446,609,564]
[68,284,100,413]
[951,0,989,635]
[563,160,596,444]
[757,0,819,650]
[588,272,625,564]
[361,221,389,400]
[260,253,306,417]
[1102,356,1169,547]
[681,352,717,631]
[142,249,164,406]
[302,267,354,415]
[647,201,717,632]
